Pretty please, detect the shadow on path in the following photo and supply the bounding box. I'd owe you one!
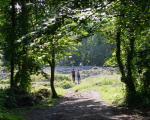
[26,91,148,120]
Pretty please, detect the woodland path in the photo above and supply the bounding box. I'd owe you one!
[25,89,149,120]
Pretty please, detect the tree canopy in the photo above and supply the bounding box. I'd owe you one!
[0,0,150,103]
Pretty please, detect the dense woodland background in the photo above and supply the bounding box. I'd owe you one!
[0,0,150,119]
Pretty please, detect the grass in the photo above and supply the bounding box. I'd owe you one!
[30,73,74,109]
[0,71,124,119]
[0,73,74,120]
[31,73,74,94]
[0,112,23,120]
[73,74,125,105]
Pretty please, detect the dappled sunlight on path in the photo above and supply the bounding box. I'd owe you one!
[26,91,146,120]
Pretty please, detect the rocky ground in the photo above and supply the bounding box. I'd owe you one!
[26,90,149,120]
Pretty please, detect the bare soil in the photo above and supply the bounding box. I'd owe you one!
[26,90,149,120]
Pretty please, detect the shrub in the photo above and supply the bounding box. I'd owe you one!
[56,80,74,89]
[55,74,71,81]
[31,73,45,82]
[33,88,51,104]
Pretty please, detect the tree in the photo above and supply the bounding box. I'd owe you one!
[30,14,89,97]
[0,0,17,90]
[113,0,150,102]
[60,33,113,66]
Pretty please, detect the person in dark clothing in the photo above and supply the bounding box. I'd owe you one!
[72,69,75,83]
[77,69,81,84]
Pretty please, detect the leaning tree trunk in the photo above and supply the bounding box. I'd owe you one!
[50,49,58,98]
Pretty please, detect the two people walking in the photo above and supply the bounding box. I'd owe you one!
[72,69,81,84]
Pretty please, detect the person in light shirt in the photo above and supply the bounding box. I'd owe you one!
[77,69,81,84]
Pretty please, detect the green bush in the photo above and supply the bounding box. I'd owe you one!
[56,80,74,89]
[31,73,45,82]
[33,88,51,104]
[55,74,71,81]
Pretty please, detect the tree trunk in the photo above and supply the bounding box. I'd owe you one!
[19,0,30,93]
[126,35,136,94]
[50,48,58,98]
[10,0,16,89]
[115,26,126,82]
[115,6,136,95]
[115,24,136,94]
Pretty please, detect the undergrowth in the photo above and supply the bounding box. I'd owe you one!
[0,73,73,120]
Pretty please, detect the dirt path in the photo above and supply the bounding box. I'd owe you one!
[26,90,147,120]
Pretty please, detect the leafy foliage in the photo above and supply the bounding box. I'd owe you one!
[0,0,150,108]
[59,33,113,66]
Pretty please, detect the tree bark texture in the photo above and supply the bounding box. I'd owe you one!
[50,48,58,98]
[115,26,126,83]
[126,35,136,93]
